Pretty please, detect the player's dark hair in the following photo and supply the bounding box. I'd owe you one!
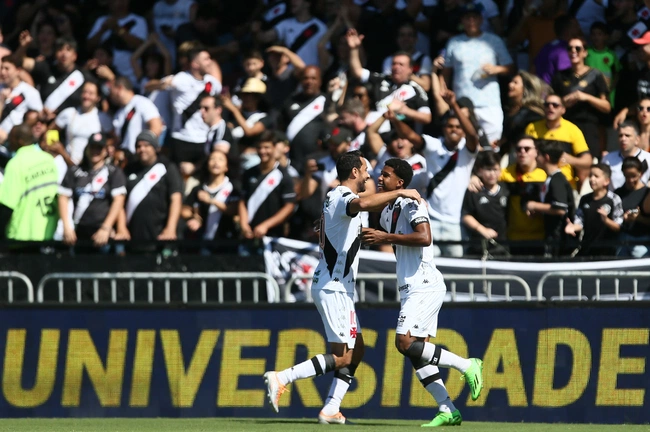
[622,156,646,173]
[618,120,639,135]
[592,163,612,179]
[475,150,500,170]
[590,21,609,35]
[384,158,413,187]
[537,140,565,164]
[200,93,222,109]
[337,150,363,181]
[187,46,208,63]
[1,55,21,68]
[55,36,77,52]
[392,50,412,67]
[114,76,134,92]
[243,49,264,61]
[257,130,276,146]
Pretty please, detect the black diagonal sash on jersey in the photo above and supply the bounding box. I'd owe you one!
[120,107,137,147]
[43,69,85,112]
[247,167,283,223]
[411,52,423,75]
[182,82,213,126]
[289,23,320,53]
[0,94,24,123]
[389,204,402,234]
[205,120,227,155]
[427,150,458,198]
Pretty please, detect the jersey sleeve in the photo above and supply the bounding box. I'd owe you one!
[574,196,587,226]
[58,168,76,197]
[109,167,127,197]
[548,176,570,212]
[280,171,297,203]
[594,70,609,96]
[423,134,442,153]
[165,163,184,196]
[493,36,513,66]
[610,193,624,225]
[340,191,360,218]
[141,97,161,122]
[461,189,476,217]
[571,127,590,156]
[0,161,21,210]
[185,185,200,207]
[55,107,73,129]
[403,198,429,229]
[524,122,537,138]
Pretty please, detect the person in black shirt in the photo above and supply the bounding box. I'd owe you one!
[565,164,624,257]
[182,149,239,253]
[118,130,183,247]
[58,132,127,253]
[238,131,296,254]
[527,140,575,256]
[462,151,508,256]
[615,157,650,257]
[551,36,611,157]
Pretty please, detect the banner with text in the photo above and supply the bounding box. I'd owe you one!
[0,307,648,423]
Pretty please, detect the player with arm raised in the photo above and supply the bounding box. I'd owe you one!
[264,150,421,424]
[362,158,484,428]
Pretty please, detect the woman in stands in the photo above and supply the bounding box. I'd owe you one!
[500,71,546,164]
[636,97,650,152]
[615,157,650,257]
[551,36,611,158]
[182,150,239,254]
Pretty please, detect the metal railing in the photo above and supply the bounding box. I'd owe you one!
[536,271,650,301]
[284,273,532,302]
[0,271,34,303]
[36,272,280,304]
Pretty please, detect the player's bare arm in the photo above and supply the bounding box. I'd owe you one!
[362,221,431,247]
[349,189,422,213]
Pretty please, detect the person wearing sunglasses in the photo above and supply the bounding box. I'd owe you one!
[525,93,592,190]
[551,36,611,158]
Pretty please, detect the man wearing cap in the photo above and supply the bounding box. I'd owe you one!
[58,132,127,251]
[0,124,58,241]
[118,130,183,244]
[347,29,432,129]
[442,2,514,144]
[111,76,163,154]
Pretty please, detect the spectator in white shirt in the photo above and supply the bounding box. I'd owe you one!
[52,81,113,165]
[110,77,163,154]
[0,55,43,145]
[87,0,148,88]
[381,22,432,92]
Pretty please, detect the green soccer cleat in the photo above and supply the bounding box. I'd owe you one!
[462,358,484,401]
[421,410,460,427]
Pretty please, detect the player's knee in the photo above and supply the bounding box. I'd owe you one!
[395,336,413,356]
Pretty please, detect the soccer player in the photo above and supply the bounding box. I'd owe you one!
[263,150,422,424]
[362,158,484,428]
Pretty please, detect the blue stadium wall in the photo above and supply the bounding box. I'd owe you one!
[0,306,648,423]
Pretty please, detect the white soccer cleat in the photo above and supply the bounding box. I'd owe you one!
[318,411,350,424]
[263,371,287,413]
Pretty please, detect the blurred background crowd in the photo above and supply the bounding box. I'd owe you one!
[0,0,649,258]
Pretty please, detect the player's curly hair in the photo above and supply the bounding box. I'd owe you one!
[384,158,413,188]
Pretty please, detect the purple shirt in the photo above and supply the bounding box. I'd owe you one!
[535,39,572,85]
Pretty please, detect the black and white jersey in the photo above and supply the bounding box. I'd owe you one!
[541,170,574,240]
[381,51,433,76]
[360,69,430,126]
[205,119,234,154]
[275,17,328,66]
[241,163,296,237]
[170,71,222,143]
[185,179,239,240]
[312,185,362,293]
[574,191,624,254]
[113,95,162,153]
[59,163,127,232]
[0,81,43,134]
[602,149,650,191]
[422,135,478,222]
[87,13,148,87]
[56,107,113,164]
[32,63,87,113]
[373,148,428,195]
[461,185,508,242]
[262,0,290,29]
[615,185,650,237]
[281,93,327,171]
[379,196,441,292]
[125,159,183,241]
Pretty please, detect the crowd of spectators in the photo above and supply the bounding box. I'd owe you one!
[0,0,649,258]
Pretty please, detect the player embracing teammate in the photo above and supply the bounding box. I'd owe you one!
[264,154,483,425]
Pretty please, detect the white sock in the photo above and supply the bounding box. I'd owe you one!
[322,376,350,415]
[422,342,471,373]
[277,354,329,385]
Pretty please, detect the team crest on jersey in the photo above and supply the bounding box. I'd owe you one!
[290,103,300,110]
[500,196,508,207]
[601,204,611,215]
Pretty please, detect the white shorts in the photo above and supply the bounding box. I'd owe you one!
[313,289,361,349]
[396,290,445,338]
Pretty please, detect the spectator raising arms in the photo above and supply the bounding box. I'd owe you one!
[58,133,127,252]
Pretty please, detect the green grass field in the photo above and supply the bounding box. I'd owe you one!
[0,419,647,432]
